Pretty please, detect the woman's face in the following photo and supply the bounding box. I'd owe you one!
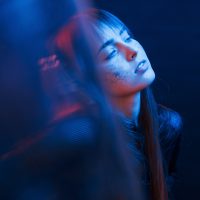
[95,24,155,97]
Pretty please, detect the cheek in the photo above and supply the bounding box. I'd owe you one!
[100,69,136,96]
[101,58,132,81]
[99,65,124,92]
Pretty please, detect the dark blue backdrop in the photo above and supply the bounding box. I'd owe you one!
[94,0,200,199]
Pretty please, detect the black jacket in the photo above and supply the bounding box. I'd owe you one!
[122,105,182,200]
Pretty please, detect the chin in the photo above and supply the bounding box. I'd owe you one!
[147,72,156,85]
[143,67,155,85]
[132,74,156,93]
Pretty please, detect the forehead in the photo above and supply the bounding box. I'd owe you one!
[95,22,124,43]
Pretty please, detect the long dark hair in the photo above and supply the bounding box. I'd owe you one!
[53,8,145,200]
[86,9,168,200]
[140,88,168,200]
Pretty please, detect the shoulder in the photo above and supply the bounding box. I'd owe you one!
[158,104,182,143]
[157,105,183,180]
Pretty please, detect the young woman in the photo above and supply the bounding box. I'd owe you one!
[54,9,182,200]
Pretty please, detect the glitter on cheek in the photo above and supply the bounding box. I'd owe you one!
[113,71,122,79]
[106,63,123,81]
[106,61,129,82]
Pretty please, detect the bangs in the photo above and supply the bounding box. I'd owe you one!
[86,9,133,38]
[95,9,124,30]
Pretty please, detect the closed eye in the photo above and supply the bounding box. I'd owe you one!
[120,27,134,43]
[124,36,132,43]
[105,49,118,60]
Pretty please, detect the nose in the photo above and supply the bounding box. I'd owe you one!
[116,43,137,61]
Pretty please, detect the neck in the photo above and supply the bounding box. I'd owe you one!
[110,92,141,125]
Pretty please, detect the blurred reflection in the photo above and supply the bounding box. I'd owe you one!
[0,1,141,200]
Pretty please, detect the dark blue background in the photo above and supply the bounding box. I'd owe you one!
[94,0,200,199]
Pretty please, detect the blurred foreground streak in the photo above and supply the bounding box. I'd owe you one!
[0,0,142,199]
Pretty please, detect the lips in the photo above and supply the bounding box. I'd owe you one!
[135,60,148,73]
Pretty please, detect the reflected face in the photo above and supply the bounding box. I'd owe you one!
[96,24,155,97]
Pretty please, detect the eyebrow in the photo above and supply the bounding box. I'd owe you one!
[119,26,126,35]
[120,26,133,38]
[98,27,128,54]
[98,39,114,54]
